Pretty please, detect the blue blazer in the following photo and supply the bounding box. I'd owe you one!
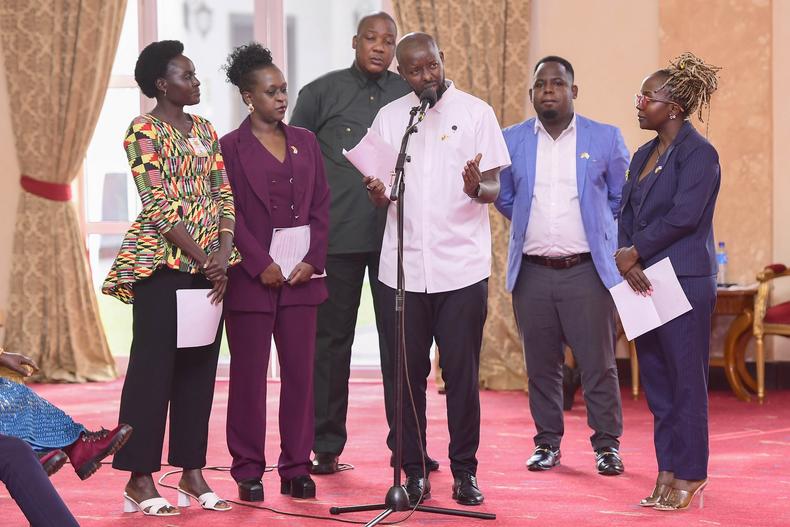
[495,115,629,291]
[618,121,720,276]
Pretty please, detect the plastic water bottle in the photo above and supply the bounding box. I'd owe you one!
[716,241,728,285]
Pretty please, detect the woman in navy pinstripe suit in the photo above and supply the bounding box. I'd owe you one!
[616,53,721,511]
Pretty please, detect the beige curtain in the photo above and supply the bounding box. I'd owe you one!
[393,0,531,390]
[0,0,127,382]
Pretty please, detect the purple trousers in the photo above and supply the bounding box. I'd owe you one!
[225,305,316,481]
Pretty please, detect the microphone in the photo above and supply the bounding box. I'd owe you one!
[416,87,437,117]
[390,87,438,202]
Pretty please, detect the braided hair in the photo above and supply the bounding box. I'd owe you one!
[658,52,721,122]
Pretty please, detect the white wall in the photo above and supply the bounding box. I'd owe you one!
[284,0,382,110]
[772,0,790,360]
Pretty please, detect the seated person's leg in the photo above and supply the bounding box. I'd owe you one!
[0,434,79,527]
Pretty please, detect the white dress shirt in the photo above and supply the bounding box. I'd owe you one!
[523,114,591,256]
[372,82,511,293]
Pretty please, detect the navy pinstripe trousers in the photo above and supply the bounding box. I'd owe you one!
[635,274,717,480]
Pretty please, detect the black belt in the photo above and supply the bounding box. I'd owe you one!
[523,252,592,270]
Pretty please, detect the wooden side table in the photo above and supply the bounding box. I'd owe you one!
[624,286,758,401]
[711,287,758,401]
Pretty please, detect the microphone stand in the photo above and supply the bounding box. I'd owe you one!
[329,105,496,526]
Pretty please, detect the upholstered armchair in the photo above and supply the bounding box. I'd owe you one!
[754,264,790,403]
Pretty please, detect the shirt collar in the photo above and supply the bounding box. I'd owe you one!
[349,62,390,89]
[534,113,577,137]
[428,80,456,114]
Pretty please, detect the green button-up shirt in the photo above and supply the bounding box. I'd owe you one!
[290,64,411,254]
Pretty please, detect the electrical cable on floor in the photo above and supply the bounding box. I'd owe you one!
[154,465,423,525]
[99,311,433,524]
[98,460,421,524]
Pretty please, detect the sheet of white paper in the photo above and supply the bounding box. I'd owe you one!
[342,128,398,182]
[645,257,693,325]
[609,281,662,340]
[610,257,693,341]
[269,225,327,279]
[176,289,223,348]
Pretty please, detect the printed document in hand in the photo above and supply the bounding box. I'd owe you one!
[269,225,327,279]
[342,128,398,183]
[609,257,692,341]
[176,289,222,348]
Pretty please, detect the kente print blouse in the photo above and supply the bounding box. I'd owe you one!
[103,114,240,303]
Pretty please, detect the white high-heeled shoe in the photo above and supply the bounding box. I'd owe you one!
[177,487,232,511]
[123,492,180,516]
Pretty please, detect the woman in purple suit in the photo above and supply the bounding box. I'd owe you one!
[220,43,330,502]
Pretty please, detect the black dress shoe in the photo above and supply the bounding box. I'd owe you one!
[452,473,484,505]
[390,454,440,472]
[404,475,431,505]
[526,444,561,471]
[310,452,339,474]
[595,446,624,475]
[39,449,68,477]
[280,474,316,498]
[237,478,264,502]
[562,364,581,411]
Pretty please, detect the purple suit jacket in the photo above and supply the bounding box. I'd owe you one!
[220,117,330,312]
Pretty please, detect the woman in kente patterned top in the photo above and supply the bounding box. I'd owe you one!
[103,40,239,517]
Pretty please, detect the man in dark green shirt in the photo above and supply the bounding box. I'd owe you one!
[290,12,436,475]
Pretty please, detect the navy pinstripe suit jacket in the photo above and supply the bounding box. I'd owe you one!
[619,121,721,277]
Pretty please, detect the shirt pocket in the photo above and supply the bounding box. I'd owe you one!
[334,123,365,153]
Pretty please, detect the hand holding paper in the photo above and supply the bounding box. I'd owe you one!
[177,289,223,348]
[269,225,326,281]
[610,258,692,340]
[288,261,316,286]
[342,128,398,183]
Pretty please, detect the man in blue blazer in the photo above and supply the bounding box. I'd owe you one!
[494,56,629,476]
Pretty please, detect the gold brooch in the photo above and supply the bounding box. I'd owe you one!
[655,165,663,174]
[625,169,631,181]
[580,152,590,159]
[290,145,298,154]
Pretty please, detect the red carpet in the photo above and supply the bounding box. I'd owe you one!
[2,377,789,526]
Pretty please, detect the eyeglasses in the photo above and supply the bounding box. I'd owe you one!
[634,93,677,110]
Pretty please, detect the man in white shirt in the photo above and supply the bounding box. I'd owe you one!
[494,56,629,476]
[365,32,510,507]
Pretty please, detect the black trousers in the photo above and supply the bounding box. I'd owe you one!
[113,269,222,473]
[313,252,393,455]
[380,280,488,477]
[0,434,78,527]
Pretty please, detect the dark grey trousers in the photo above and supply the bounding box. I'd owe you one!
[512,259,622,450]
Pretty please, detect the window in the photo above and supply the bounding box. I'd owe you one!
[82,0,395,373]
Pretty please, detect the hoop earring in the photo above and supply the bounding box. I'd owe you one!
[247,102,254,113]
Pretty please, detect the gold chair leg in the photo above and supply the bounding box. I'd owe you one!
[755,336,765,404]
[629,341,639,399]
